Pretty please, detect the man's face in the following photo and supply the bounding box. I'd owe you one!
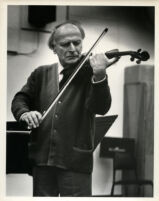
[53,24,83,68]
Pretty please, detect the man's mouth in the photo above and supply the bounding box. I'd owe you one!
[66,56,79,59]
[66,56,80,62]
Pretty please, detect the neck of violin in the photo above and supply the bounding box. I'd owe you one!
[105,50,133,59]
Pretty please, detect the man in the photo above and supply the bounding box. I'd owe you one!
[11,20,118,196]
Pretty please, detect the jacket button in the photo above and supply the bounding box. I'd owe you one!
[58,100,62,104]
[55,114,58,118]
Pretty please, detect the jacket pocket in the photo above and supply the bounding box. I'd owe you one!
[73,146,94,153]
[70,146,93,173]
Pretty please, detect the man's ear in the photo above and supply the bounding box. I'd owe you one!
[53,49,56,54]
[52,45,57,54]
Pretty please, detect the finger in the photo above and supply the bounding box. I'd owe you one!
[89,56,97,67]
[27,123,33,130]
[107,56,120,67]
[34,111,42,123]
[22,116,30,127]
[27,113,37,128]
[31,111,42,127]
[90,53,109,66]
[21,115,33,129]
[31,112,40,127]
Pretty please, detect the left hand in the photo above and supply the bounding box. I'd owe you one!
[89,53,120,81]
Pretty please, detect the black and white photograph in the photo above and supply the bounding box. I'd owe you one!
[0,1,158,200]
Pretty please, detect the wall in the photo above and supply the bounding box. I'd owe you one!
[6,6,154,196]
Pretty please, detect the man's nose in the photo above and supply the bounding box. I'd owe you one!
[68,43,76,51]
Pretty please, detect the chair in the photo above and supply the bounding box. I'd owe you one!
[111,147,153,196]
[100,137,153,197]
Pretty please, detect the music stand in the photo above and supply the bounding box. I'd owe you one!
[94,115,118,150]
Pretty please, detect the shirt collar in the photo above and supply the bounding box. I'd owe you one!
[58,62,63,74]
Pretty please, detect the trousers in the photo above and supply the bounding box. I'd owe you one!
[32,166,92,197]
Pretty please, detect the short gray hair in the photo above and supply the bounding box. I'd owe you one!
[48,20,85,50]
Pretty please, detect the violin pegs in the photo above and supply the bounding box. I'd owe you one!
[136,59,141,64]
[137,49,142,53]
[130,57,134,61]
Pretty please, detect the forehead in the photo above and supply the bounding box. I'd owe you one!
[54,24,82,42]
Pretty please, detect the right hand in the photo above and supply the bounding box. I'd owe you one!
[20,111,42,129]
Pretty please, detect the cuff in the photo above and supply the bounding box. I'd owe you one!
[91,75,107,84]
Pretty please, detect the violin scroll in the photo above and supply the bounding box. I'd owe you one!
[139,50,150,61]
[130,49,150,64]
[105,48,150,64]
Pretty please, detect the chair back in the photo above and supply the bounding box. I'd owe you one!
[100,137,135,159]
[114,152,136,170]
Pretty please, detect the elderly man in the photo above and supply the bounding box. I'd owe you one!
[12,20,117,196]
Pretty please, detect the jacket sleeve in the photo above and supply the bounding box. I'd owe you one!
[85,74,112,115]
[11,70,37,121]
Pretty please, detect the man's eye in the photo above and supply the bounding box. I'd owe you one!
[61,43,69,47]
[73,41,81,46]
[60,41,81,48]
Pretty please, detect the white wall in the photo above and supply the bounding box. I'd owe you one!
[6,6,154,196]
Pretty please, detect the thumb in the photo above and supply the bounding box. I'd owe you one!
[107,56,120,68]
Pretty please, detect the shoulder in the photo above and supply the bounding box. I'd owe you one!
[35,63,58,73]
[30,63,58,78]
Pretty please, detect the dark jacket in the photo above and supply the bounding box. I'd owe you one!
[11,63,111,173]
